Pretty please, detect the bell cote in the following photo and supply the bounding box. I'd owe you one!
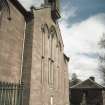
[44,0,61,20]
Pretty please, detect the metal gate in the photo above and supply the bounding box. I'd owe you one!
[0,82,24,105]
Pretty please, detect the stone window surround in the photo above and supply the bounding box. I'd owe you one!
[41,24,62,90]
[41,24,49,84]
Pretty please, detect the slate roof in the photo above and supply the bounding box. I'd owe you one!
[70,78,105,90]
[8,0,32,20]
[70,79,82,87]
[9,0,27,15]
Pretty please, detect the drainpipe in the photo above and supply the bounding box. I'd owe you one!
[20,21,26,84]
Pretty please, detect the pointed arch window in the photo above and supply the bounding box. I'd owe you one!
[56,42,60,89]
[41,24,50,58]
[48,25,58,88]
[41,25,45,58]
[41,24,45,84]
[41,24,49,84]
[48,34,54,87]
[50,26,58,60]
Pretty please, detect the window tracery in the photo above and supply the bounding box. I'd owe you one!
[48,25,58,88]
[41,24,49,84]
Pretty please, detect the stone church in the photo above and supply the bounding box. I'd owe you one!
[0,0,70,105]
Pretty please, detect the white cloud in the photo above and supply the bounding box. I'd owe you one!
[59,13,105,84]
[18,0,44,10]
[17,0,105,84]
[61,2,78,20]
[61,3,77,20]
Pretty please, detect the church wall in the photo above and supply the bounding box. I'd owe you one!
[63,58,70,105]
[28,7,69,105]
[0,1,69,105]
[0,1,26,83]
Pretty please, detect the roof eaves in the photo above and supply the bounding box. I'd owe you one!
[70,79,105,89]
[70,80,86,89]
[89,79,105,89]
[9,0,32,20]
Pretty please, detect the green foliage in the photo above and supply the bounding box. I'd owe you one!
[71,73,81,86]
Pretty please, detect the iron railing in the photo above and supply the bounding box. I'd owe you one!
[0,82,24,105]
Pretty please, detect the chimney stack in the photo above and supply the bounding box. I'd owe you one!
[89,76,95,81]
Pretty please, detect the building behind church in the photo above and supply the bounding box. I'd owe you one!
[0,0,70,105]
[70,77,105,105]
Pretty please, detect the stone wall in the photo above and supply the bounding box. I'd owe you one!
[0,1,25,83]
[0,2,70,105]
[28,7,70,105]
[63,55,70,105]
[22,15,34,105]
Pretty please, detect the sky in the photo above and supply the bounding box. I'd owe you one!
[59,0,105,84]
[18,0,105,84]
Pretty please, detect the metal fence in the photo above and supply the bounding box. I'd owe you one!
[0,82,24,105]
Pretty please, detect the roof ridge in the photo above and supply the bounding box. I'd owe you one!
[70,78,105,89]
[70,79,87,88]
[89,79,105,88]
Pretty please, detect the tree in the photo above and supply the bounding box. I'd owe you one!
[98,33,105,85]
[70,73,81,86]
[71,73,78,81]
